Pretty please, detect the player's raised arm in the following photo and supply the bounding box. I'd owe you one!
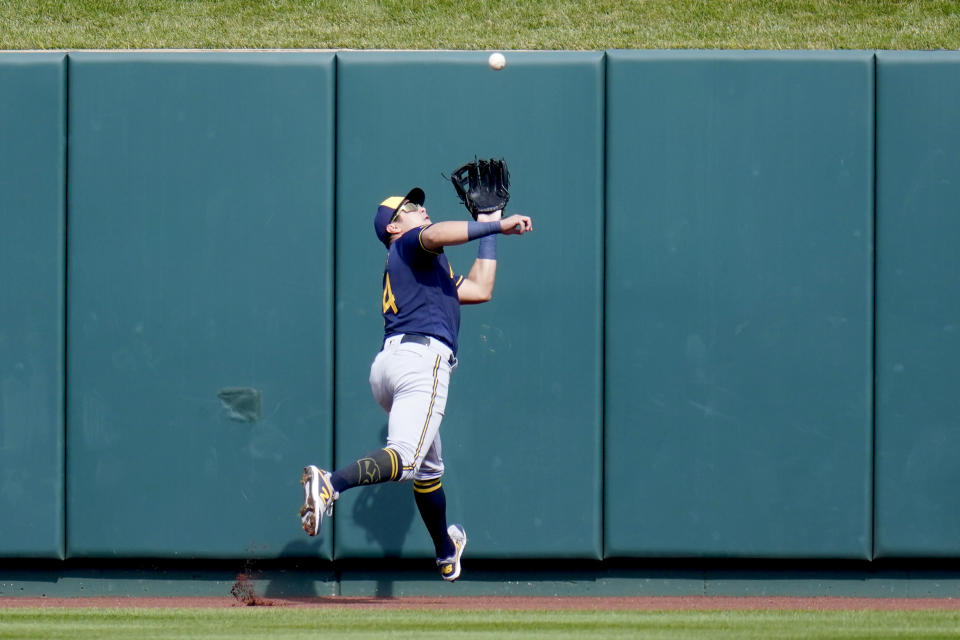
[419,213,532,252]
[428,156,530,256]
[449,211,533,304]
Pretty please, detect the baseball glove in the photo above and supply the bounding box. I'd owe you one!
[449,158,510,220]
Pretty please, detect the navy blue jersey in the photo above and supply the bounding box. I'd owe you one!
[382,226,464,354]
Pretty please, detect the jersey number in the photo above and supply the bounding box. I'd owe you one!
[382,273,398,314]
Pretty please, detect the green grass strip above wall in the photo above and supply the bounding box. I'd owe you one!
[2,0,959,51]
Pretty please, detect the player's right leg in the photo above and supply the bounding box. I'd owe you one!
[437,524,467,582]
[369,337,453,481]
[385,358,451,479]
[414,439,467,582]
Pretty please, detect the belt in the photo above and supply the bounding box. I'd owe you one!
[400,334,431,347]
[390,333,457,367]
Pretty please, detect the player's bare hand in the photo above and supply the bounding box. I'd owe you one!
[476,210,503,222]
[501,214,532,235]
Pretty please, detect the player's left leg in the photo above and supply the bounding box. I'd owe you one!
[303,340,452,537]
[301,447,403,536]
[329,447,401,493]
[329,342,451,492]
[299,464,336,536]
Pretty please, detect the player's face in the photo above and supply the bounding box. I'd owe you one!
[393,202,430,231]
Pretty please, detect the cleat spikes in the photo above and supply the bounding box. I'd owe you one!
[298,465,338,537]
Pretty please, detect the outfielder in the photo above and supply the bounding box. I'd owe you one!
[300,159,531,581]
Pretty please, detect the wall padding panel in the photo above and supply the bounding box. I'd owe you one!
[0,53,66,559]
[334,52,604,559]
[605,51,874,558]
[875,51,960,557]
[67,53,335,558]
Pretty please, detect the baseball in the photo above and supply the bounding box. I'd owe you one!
[488,52,506,70]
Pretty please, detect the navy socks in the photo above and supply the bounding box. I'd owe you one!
[330,447,400,493]
[414,479,456,559]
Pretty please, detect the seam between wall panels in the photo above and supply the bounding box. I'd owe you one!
[870,51,879,562]
[331,53,340,579]
[600,50,608,562]
[62,52,70,562]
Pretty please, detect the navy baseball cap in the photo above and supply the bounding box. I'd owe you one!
[374,187,425,248]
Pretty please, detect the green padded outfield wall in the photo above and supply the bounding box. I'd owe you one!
[334,52,603,559]
[0,53,66,558]
[66,53,336,558]
[875,52,960,557]
[605,51,874,557]
[3,49,956,567]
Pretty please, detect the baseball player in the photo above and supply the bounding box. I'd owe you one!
[300,176,532,582]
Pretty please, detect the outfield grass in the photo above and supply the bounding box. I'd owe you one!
[1,608,960,640]
[1,0,959,50]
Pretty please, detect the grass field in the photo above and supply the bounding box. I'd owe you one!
[2,0,959,50]
[2,608,960,640]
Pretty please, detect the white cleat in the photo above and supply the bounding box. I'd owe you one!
[437,524,467,582]
[299,465,338,536]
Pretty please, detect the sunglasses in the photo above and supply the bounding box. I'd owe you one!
[391,200,421,222]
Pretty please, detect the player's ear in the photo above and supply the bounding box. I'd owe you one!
[385,221,402,235]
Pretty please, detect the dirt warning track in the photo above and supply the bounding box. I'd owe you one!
[2,596,960,610]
